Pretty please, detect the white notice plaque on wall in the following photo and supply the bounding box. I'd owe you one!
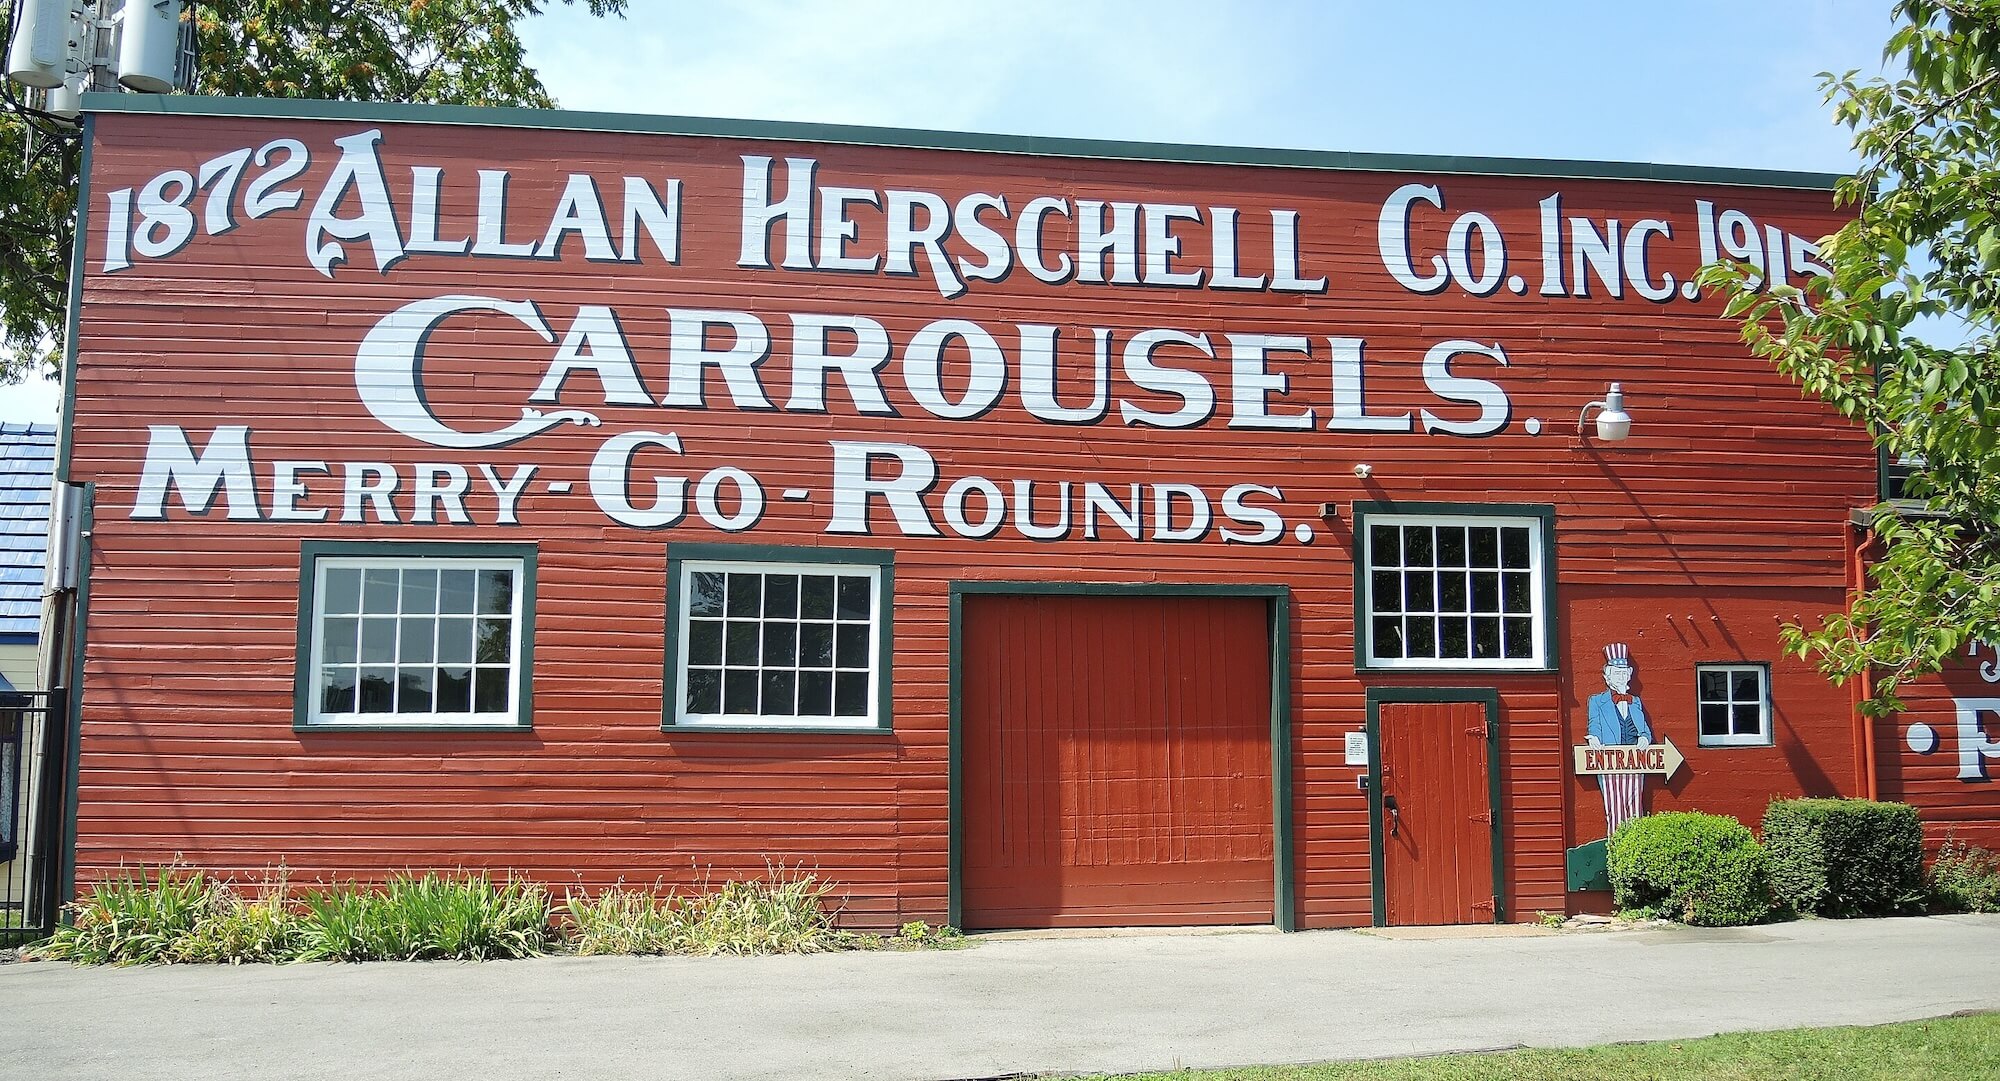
[1345,731,1369,766]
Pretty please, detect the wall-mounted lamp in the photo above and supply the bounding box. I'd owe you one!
[1578,383,1633,442]
[1352,463,1373,479]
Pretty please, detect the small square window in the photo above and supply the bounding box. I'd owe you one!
[669,547,891,730]
[299,545,533,729]
[1695,664,1771,747]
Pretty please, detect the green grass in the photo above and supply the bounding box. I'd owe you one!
[1075,1014,2000,1081]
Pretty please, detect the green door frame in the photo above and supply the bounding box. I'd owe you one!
[1365,686,1506,926]
[947,581,1296,932]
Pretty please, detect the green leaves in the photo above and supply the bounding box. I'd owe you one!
[1708,0,2000,712]
[0,0,628,383]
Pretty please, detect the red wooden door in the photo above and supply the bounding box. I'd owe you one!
[960,594,1275,929]
[1379,700,1496,926]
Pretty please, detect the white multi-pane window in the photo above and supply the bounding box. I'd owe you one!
[1361,513,1547,669]
[306,556,527,726]
[1697,664,1771,746]
[672,560,884,728]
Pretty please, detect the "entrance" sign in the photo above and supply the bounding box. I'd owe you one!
[1572,738,1684,780]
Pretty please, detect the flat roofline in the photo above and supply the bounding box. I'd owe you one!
[81,93,1847,192]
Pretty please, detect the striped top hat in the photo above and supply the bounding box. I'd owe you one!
[1604,643,1632,667]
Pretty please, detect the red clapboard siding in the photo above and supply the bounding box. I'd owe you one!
[959,594,1274,929]
[62,107,1883,929]
[1878,660,2000,852]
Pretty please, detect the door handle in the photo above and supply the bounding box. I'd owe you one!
[1384,794,1401,837]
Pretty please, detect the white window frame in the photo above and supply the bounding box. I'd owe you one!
[1360,511,1550,671]
[1695,663,1773,747]
[304,554,528,728]
[671,558,886,730]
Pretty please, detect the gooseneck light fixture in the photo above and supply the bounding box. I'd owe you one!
[1578,383,1633,442]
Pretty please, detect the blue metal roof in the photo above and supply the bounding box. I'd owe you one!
[0,422,55,639]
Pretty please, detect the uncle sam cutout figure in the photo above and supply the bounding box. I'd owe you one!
[1586,643,1652,836]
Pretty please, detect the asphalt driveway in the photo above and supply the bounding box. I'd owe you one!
[4,914,1997,1081]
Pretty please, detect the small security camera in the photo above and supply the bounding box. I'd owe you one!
[1352,464,1373,479]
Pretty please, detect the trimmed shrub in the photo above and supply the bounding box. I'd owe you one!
[1608,811,1774,926]
[1762,798,1925,918]
[1928,838,2000,914]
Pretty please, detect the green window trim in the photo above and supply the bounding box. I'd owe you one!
[662,542,895,734]
[293,541,538,732]
[1351,501,1559,675]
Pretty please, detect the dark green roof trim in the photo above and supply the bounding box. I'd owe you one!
[81,93,1846,192]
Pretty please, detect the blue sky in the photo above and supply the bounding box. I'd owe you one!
[0,0,1893,423]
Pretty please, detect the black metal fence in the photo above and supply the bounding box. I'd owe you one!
[0,689,69,941]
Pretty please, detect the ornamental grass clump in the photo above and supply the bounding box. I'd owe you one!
[296,873,554,961]
[1608,811,1774,927]
[37,867,218,965]
[563,868,877,955]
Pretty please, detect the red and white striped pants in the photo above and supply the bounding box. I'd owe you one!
[1601,772,1646,836]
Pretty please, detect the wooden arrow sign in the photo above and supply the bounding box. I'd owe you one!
[1573,738,1684,781]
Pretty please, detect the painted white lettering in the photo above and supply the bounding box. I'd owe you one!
[828,440,939,536]
[306,130,404,275]
[1151,483,1211,541]
[1226,334,1314,430]
[1119,329,1216,429]
[131,425,260,521]
[412,464,472,525]
[269,460,328,522]
[619,177,681,263]
[341,463,400,523]
[589,433,684,528]
[695,467,765,532]
[1082,482,1142,540]
[738,155,816,270]
[356,294,600,448]
[530,305,653,406]
[885,189,965,298]
[1018,196,1073,283]
[1208,207,1265,290]
[903,319,1005,420]
[1012,479,1071,540]
[537,174,617,260]
[1220,483,1284,544]
[1956,699,2000,781]
[954,193,1012,284]
[817,186,881,272]
[1326,337,1412,433]
[1378,184,1448,294]
[1075,200,1140,285]
[942,475,1005,538]
[405,166,470,255]
[1269,210,1327,292]
[1142,204,1204,287]
[786,314,894,414]
[1019,326,1111,424]
[662,309,775,410]
[1420,340,1512,436]
[472,170,537,257]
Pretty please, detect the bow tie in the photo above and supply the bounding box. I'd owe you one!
[1612,693,1633,704]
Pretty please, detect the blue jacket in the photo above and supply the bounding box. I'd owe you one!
[1587,690,1652,746]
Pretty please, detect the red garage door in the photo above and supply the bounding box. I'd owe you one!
[959,593,1275,929]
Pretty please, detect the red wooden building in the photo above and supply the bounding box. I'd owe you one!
[44,94,2000,930]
